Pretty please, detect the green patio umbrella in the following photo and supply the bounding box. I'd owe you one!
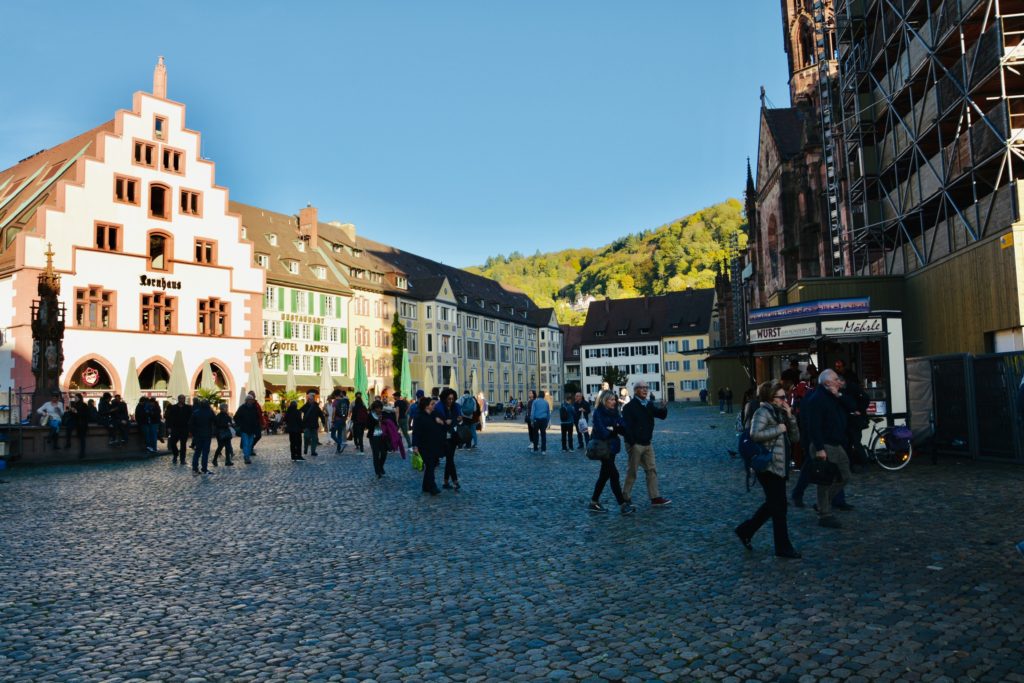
[354,346,368,395]
[400,349,412,398]
[318,360,334,401]
[166,350,189,399]
[123,356,141,407]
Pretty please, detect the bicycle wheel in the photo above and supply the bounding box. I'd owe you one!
[869,428,913,471]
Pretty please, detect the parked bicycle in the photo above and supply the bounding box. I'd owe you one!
[865,417,913,470]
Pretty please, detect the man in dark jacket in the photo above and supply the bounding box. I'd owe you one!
[234,394,262,464]
[108,395,130,445]
[165,394,191,464]
[135,397,162,453]
[621,382,672,507]
[300,391,328,457]
[802,369,851,528]
[187,399,216,474]
[573,392,591,448]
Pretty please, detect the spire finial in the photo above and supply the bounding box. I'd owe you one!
[153,56,168,98]
[760,85,767,109]
[44,242,54,274]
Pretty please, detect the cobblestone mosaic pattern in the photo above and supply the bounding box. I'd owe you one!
[2,407,1023,682]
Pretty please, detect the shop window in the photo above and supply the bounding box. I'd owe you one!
[149,183,170,220]
[139,361,170,391]
[180,190,202,216]
[133,140,156,168]
[68,359,114,391]
[198,298,229,336]
[195,239,216,265]
[148,232,172,271]
[94,222,120,251]
[74,286,115,329]
[161,147,183,174]
[141,292,176,333]
[114,175,139,205]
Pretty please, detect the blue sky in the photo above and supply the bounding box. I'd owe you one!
[1,1,790,267]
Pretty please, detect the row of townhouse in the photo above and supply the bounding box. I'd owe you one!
[562,289,717,403]
[0,60,562,407]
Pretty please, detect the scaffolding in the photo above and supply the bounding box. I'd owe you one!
[836,0,1024,275]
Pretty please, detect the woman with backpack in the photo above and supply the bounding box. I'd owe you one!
[588,390,636,515]
[734,380,801,559]
[350,393,368,453]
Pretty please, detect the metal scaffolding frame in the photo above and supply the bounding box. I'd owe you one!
[836,0,1024,275]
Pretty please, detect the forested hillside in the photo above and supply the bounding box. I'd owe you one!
[466,198,747,324]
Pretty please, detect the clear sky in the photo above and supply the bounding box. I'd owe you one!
[1,1,790,268]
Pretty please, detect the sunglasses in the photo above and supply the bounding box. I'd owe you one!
[773,394,787,399]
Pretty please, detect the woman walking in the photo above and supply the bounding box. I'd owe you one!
[412,396,443,495]
[212,402,235,466]
[350,392,368,453]
[367,400,389,479]
[734,380,802,559]
[588,390,636,514]
[525,390,538,451]
[284,400,303,461]
[436,388,461,490]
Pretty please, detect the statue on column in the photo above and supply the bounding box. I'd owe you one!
[31,243,66,411]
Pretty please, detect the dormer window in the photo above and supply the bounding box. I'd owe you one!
[312,265,326,279]
[255,254,269,268]
[396,276,408,289]
[241,226,248,239]
[493,303,500,312]
[617,330,628,336]
[350,268,365,279]
[595,331,605,338]
[268,233,278,246]
[461,295,468,304]
[640,327,651,335]
[295,240,306,253]
[353,248,363,257]
[477,299,485,307]
[285,260,298,274]
[522,311,528,319]
[333,244,343,253]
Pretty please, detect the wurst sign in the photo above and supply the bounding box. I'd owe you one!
[748,323,817,343]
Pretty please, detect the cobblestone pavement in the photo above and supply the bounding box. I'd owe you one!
[2,407,1024,682]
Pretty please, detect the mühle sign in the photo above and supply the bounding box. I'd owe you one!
[820,318,884,336]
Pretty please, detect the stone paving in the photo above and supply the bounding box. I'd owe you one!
[2,407,1024,682]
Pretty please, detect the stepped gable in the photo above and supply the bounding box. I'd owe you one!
[358,236,541,324]
[0,120,116,268]
[581,289,716,343]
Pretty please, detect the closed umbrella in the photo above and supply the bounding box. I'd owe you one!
[400,349,412,398]
[471,367,480,396]
[166,351,189,398]
[200,360,216,392]
[319,360,334,401]
[285,363,297,394]
[354,346,368,395]
[425,366,434,395]
[248,352,264,401]
[449,366,458,392]
[123,357,141,407]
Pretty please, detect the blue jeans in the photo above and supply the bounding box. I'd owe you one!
[192,436,211,471]
[142,423,158,450]
[470,423,478,447]
[47,417,62,445]
[240,432,256,461]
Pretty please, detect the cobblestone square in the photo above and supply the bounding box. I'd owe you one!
[3,408,1024,682]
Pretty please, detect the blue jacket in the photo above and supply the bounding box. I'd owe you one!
[590,405,624,456]
[530,398,550,421]
[801,386,848,451]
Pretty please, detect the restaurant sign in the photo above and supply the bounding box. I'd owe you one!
[820,318,884,336]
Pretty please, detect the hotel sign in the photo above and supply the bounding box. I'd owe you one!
[820,318,884,336]
[749,323,817,343]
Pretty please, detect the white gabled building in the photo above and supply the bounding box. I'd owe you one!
[0,59,264,401]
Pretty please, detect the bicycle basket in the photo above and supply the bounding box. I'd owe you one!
[888,426,913,448]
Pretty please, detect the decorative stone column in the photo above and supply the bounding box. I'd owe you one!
[31,244,66,411]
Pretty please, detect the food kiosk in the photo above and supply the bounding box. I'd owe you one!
[746,297,907,423]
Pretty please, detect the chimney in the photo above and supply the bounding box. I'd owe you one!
[299,203,318,248]
[153,56,167,99]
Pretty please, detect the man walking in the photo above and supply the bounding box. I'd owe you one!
[188,399,216,474]
[621,382,672,507]
[234,393,261,464]
[165,394,191,464]
[394,391,411,448]
[573,392,590,448]
[459,390,479,449]
[301,391,328,457]
[559,394,576,451]
[801,369,852,529]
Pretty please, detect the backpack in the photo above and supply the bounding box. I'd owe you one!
[460,395,476,418]
[559,403,570,422]
[738,428,772,491]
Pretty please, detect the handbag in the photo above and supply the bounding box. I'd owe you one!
[806,456,842,485]
[585,438,612,462]
[577,417,589,432]
[412,452,424,471]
